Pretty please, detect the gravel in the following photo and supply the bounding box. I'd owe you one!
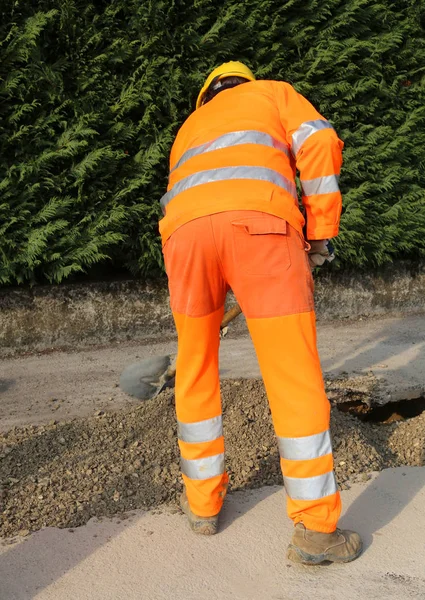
[1,379,424,538]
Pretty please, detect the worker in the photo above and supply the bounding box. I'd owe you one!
[159,61,362,565]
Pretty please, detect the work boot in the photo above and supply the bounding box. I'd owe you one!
[287,523,363,565]
[179,490,219,535]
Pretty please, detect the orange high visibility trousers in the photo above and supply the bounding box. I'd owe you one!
[163,211,341,533]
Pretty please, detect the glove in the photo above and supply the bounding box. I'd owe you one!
[307,240,335,270]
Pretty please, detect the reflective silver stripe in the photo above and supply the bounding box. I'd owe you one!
[284,471,338,501]
[178,416,223,444]
[180,454,225,480]
[301,175,340,197]
[277,430,332,461]
[291,119,334,156]
[161,166,297,208]
[171,130,290,172]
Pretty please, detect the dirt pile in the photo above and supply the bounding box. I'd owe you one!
[1,379,424,538]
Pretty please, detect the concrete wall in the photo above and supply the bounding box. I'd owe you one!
[1,263,425,357]
[0,280,172,357]
[314,263,425,320]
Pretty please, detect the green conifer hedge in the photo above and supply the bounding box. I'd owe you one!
[1,0,424,284]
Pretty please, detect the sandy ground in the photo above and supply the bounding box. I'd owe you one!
[1,467,424,600]
[2,376,424,538]
[1,314,424,431]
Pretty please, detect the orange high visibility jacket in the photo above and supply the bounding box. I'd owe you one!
[159,80,344,243]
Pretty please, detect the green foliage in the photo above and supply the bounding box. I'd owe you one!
[1,0,424,283]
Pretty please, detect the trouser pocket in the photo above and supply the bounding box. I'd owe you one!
[231,213,290,276]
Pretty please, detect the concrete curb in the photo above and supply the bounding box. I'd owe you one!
[1,262,425,356]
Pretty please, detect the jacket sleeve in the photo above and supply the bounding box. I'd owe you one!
[273,82,344,240]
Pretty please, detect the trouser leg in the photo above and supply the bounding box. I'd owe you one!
[247,311,341,533]
[163,217,229,517]
[173,309,229,516]
[212,210,341,532]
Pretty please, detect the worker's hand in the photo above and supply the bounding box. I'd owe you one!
[307,240,335,270]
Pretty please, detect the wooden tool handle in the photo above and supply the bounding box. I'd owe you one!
[220,303,242,329]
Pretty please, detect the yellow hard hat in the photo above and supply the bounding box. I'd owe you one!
[196,61,256,109]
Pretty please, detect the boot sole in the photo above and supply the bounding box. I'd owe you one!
[287,543,363,565]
